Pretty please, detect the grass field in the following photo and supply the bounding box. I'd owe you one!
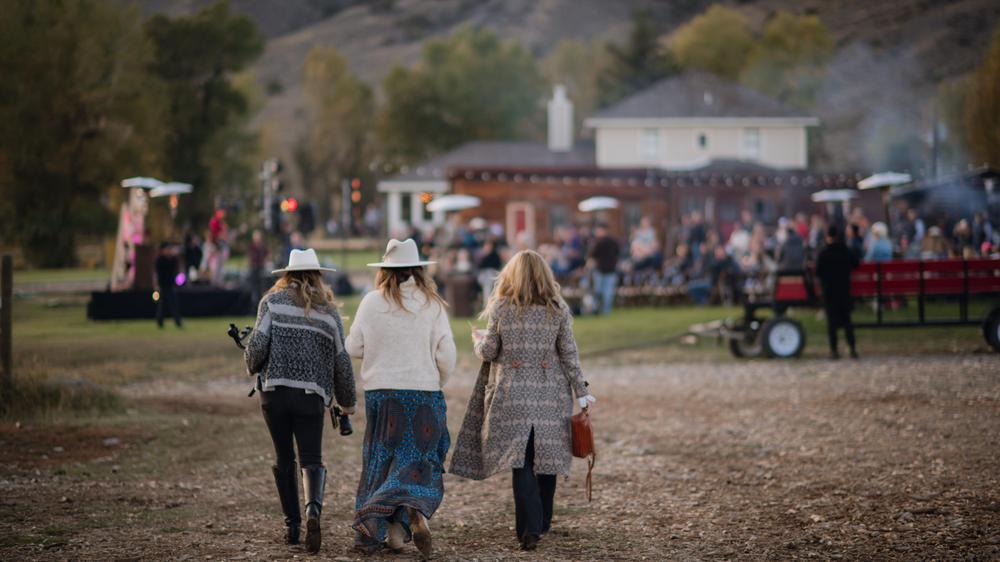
[7,289,993,421]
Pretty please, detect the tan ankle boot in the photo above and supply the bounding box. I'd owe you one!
[407,508,432,559]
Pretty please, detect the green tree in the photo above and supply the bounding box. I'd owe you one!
[542,39,610,136]
[0,0,164,266]
[740,12,834,107]
[301,46,375,221]
[145,1,264,227]
[670,5,753,80]
[965,24,1000,166]
[598,10,677,107]
[379,26,545,162]
[935,77,970,174]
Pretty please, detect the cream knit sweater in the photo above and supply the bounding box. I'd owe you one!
[345,279,456,391]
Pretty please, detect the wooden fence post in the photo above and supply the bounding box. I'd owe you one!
[1,254,11,399]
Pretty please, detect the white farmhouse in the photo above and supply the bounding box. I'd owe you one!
[585,72,818,171]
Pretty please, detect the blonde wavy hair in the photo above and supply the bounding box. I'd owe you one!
[267,270,335,316]
[375,266,446,312]
[482,250,565,319]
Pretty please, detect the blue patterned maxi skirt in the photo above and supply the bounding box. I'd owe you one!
[353,389,450,551]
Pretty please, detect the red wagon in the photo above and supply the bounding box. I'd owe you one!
[726,257,1000,358]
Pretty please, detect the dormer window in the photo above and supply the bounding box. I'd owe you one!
[698,133,708,149]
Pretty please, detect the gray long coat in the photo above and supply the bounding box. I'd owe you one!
[449,301,588,479]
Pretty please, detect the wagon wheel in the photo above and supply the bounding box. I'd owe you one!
[728,323,763,358]
[761,317,806,359]
[983,307,1000,353]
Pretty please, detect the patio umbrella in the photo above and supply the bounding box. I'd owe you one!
[426,194,481,213]
[121,176,163,189]
[150,182,193,198]
[858,172,912,231]
[578,196,619,212]
[857,172,911,190]
[810,189,858,203]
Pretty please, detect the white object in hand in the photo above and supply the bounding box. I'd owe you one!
[471,328,487,342]
[577,395,596,409]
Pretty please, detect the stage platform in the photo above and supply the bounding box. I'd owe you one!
[87,286,254,320]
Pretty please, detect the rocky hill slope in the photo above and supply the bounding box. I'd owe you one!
[138,0,1000,171]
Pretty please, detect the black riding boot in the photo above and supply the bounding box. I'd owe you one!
[272,462,301,544]
[302,464,326,554]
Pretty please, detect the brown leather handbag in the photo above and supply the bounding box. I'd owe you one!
[571,407,596,501]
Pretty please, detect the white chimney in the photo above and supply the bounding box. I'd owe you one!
[547,84,573,152]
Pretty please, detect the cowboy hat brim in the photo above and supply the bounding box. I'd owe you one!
[271,265,338,275]
[366,260,436,268]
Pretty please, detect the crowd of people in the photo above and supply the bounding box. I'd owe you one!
[388,204,997,313]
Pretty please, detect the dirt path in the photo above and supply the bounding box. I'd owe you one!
[2,353,1000,560]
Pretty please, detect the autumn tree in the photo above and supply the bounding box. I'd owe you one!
[145,1,264,226]
[965,24,1000,166]
[597,10,677,107]
[741,12,834,107]
[670,5,753,81]
[379,27,544,162]
[0,0,164,266]
[301,46,375,221]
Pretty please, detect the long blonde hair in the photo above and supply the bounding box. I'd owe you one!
[482,250,565,319]
[375,266,446,312]
[267,270,335,316]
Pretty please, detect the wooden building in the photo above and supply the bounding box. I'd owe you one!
[378,75,863,246]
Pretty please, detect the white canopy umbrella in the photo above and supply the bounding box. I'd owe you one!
[858,172,911,190]
[810,189,858,203]
[578,196,619,212]
[121,176,163,189]
[426,194,481,213]
[150,182,193,198]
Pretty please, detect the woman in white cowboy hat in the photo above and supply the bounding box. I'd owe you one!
[244,248,357,553]
[345,238,456,558]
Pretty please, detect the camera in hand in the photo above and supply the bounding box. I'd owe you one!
[330,406,353,436]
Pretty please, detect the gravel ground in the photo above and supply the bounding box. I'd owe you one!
[2,352,999,560]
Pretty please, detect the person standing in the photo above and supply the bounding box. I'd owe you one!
[154,242,183,328]
[816,226,860,360]
[345,239,456,558]
[865,222,893,262]
[777,226,806,271]
[244,249,357,553]
[450,250,597,551]
[587,224,620,315]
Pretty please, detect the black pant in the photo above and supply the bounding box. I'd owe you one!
[261,386,325,469]
[825,300,856,354]
[511,429,557,540]
[156,286,182,328]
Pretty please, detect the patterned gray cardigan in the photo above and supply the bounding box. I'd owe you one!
[450,300,588,479]
[244,290,356,408]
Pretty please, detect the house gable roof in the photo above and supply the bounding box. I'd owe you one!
[380,140,595,184]
[587,72,815,123]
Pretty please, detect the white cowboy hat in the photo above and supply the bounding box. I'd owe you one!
[367,238,435,268]
[271,248,337,275]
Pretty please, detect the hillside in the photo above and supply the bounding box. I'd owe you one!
[138,0,1000,172]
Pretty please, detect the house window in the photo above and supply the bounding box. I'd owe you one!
[743,128,760,160]
[641,129,659,161]
[698,132,708,149]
